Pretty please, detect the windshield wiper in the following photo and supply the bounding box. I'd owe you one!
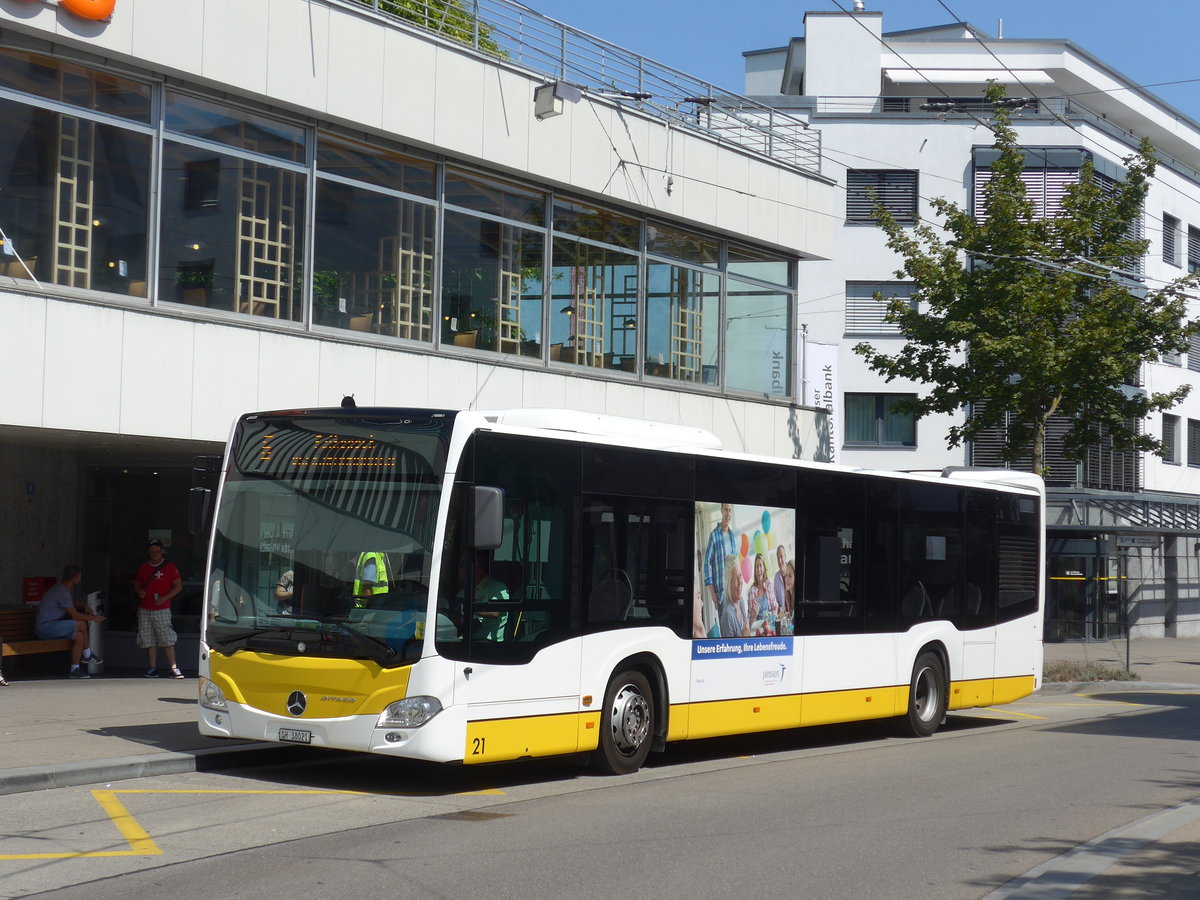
[334,623,397,661]
[210,628,290,653]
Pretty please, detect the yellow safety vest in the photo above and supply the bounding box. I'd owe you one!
[352,552,390,607]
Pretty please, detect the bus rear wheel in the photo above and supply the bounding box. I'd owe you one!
[592,670,654,775]
[900,651,947,738]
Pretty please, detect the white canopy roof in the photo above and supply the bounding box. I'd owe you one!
[883,68,1054,84]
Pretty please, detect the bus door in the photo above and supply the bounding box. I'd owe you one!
[437,432,583,764]
[447,545,582,765]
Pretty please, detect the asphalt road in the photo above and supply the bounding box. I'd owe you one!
[4,689,1200,899]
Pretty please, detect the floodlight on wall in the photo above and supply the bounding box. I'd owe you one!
[534,81,581,121]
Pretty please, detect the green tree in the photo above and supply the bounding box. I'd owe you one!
[854,82,1199,477]
[357,0,504,57]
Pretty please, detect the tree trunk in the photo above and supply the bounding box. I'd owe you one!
[1033,421,1046,479]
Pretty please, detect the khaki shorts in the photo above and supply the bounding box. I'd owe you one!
[137,607,177,649]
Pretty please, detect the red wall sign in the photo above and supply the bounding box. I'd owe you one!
[17,0,115,22]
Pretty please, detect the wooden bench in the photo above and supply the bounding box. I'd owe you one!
[0,607,73,658]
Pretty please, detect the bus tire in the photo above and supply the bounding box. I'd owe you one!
[900,651,947,738]
[592,669,654,775]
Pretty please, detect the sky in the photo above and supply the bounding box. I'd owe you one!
[522,0,1200,124]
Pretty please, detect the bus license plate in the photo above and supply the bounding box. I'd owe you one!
[278,728,312,744]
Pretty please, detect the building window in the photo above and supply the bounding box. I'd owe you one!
[444,208,544,356]
[845,394,916,446]
[645,262,719,383]
[725,278,791,396]
[1188,420,1200,467]
[1189,226,1200,274]
[1162,414,1180,463]
[846,170,918,224]
[0,44,803,401]
[973,165,1078,221]
[313,132,436,339]
[845,282,916,335]
[1189,334,1200,373]
[1093,170,1144,276]
[1163,214,1181,266]
[160,139,306,320]
[0,96,152,295]
[548,235,637,369]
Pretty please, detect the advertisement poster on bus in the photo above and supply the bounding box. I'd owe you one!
[692,501,796,696]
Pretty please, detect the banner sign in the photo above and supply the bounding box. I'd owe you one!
[804,341,839,463]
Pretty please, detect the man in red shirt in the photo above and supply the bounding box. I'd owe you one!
[133,539,184,678]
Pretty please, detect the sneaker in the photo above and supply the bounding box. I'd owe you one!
[144,667,159,678]
[170,667,185,679]
[0,673,9,686]
[83,653,104,666]
[68,667,90,679]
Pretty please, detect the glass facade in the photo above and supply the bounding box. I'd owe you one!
[0,44,799,400]
[0,95,151,294]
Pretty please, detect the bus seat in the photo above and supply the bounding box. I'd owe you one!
[901,581,931,617]
[966,583,982,615]
[587,570,633,622]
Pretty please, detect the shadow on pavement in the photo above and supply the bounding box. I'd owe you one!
[82,721,236,752]
[1040,691,1200,743]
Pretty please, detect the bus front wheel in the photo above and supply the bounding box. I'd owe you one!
[900,651,947,738]
[592,670,654,775]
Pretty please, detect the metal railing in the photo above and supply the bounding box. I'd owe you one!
[813,94,1200,185]
[340,0,822,176]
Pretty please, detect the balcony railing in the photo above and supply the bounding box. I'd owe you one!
[339,0,822,176]
[813,95,1200,185]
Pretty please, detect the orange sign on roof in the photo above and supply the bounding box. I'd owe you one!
[17,0,115,22]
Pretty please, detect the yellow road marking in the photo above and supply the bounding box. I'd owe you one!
[0,784,504,861]
[1018,701,1119,707]
[1071,694,1146,705]
[980,708,1046,720]
[0,791,164,860]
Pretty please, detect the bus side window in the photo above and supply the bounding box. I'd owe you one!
[804,534,841,605]
[581,496,691,635]
[795,468,863,634]
[443,433,581,665]
[898,482,964,625]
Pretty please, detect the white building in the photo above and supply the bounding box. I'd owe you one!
[746,8,1200,639]
[0,0,835,666]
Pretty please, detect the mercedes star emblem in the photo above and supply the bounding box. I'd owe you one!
[287,690,307,717]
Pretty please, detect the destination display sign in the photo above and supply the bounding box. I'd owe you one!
[257,433,397,471]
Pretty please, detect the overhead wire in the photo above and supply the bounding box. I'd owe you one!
[610,4,1190,285]
[931,0,1081,134]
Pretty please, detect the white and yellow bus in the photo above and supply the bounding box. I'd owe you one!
[196,407,1043,774]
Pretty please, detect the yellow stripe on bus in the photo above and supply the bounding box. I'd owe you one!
[464,711,601,764]
[686,694,805,739]
[460,674,1039,761]
[989,674,1038,705]
[800,686,905,727]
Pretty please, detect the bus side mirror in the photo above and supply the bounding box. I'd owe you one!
[189,487,213,536]
[190,455,223,536]
[470,486,504,550]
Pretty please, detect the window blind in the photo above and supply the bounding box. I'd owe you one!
[846,170,918,223]
[844,282,915,335]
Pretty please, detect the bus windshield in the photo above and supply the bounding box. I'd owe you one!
[204,410,455,667]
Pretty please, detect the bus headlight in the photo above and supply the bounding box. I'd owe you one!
[377,696,442,728]
[199,677,228,711]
